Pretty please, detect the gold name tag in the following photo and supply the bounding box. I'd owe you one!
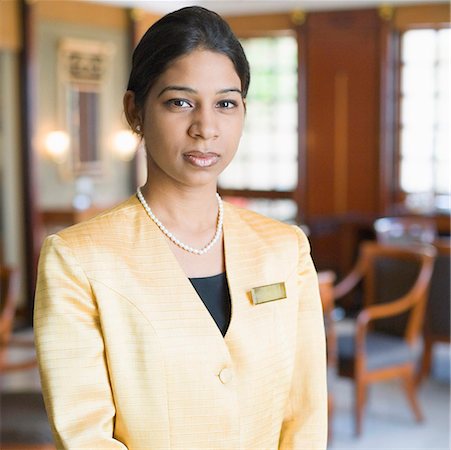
[250,282,287,305]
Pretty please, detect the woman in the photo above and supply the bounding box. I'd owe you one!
[34,6,327,450]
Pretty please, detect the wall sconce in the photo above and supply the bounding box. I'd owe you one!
[113,130,140,161]
[44,130,70,163]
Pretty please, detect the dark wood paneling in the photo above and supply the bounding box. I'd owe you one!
[303,10,383,273]
[305,9,381,219]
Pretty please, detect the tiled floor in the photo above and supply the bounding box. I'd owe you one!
[330,343,450,450]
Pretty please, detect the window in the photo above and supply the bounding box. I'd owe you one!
[219,36,299,222]
[398,28,450,213]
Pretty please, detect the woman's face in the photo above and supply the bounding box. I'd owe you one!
[139,49,245,190]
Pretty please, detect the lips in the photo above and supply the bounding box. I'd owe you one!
[183,151,220,168]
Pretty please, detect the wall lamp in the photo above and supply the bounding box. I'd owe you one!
[112,130,140,161]
[44,130,70,163]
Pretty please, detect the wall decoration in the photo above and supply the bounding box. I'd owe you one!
[58,38,114,177]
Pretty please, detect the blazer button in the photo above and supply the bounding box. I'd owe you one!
[219,367,233,384]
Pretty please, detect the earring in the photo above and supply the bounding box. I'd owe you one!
[136,125,142,133]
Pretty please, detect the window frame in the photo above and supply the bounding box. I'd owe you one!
[220,14,307,223]
[393,23,450,214]
[380,4,450,217]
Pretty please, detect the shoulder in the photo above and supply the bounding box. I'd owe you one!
[57,196,139,239]
[56,195,140,243]
[223,201,310,258]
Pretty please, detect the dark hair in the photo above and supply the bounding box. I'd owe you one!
[127,6,250,109]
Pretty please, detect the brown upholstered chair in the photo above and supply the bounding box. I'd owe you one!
[333,242,436,435]
[0,266,37,373]
[419,239,451,382]
[373,218,449,383]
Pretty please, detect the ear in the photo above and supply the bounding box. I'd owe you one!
[123,90,141,132]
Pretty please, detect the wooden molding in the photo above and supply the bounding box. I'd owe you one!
[394,3,450,29]
[224,13,296,37]
[131,10,161,45]
[131,11,299,50]
[33,0,128,29]
[0,0,21,51]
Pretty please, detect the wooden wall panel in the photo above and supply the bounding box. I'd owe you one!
[305,9,381,219]
[304,9,382,273]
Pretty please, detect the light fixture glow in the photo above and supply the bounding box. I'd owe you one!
[113,130,139,161]
[44,131,70,163]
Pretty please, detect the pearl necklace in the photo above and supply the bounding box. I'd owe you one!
[136,187,223,255]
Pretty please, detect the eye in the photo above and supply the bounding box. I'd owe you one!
[216,100,238,109]
[166,98,193,109]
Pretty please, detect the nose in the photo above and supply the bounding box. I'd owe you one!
[188,107,219,140]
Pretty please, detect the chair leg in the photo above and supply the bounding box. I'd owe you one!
[418,336,433,385]
[328,393,334,443]
[355,379,367,436]
[403,368,424,422]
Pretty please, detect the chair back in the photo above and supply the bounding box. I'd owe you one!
[424,239,451,338]
[360,242,436,344]
[374,217,437,245]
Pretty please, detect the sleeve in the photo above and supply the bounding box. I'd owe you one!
[278,226,328,449]
[34,234,128,450]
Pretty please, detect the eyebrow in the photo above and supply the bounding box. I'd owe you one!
[157,85,242,97]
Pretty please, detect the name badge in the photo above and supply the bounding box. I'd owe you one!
[250,282,287,305]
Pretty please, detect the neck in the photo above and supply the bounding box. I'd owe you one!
[139,180,220,233]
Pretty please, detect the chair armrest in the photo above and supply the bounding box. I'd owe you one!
[353,293,420,359]
[318,270,336,313]
[356,293,417,326]
[333,265,363,300]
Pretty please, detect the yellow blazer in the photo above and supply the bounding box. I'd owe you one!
[34,196,327,450]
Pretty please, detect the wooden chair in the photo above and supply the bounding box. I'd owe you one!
[419,239,451,382]
[0,266,37,373]
[318,270,337,442]
[373,218,449,383]
[333,242,436,435]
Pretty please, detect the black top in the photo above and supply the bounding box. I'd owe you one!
[189,272,231,337]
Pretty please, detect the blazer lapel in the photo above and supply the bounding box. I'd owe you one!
[109,197,225,346]
[222,202,295,348]
[102,198,294,355]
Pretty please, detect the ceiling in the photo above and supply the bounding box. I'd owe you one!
[83,0,444,15]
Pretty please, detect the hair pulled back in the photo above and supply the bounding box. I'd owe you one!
[127,6,250,109]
